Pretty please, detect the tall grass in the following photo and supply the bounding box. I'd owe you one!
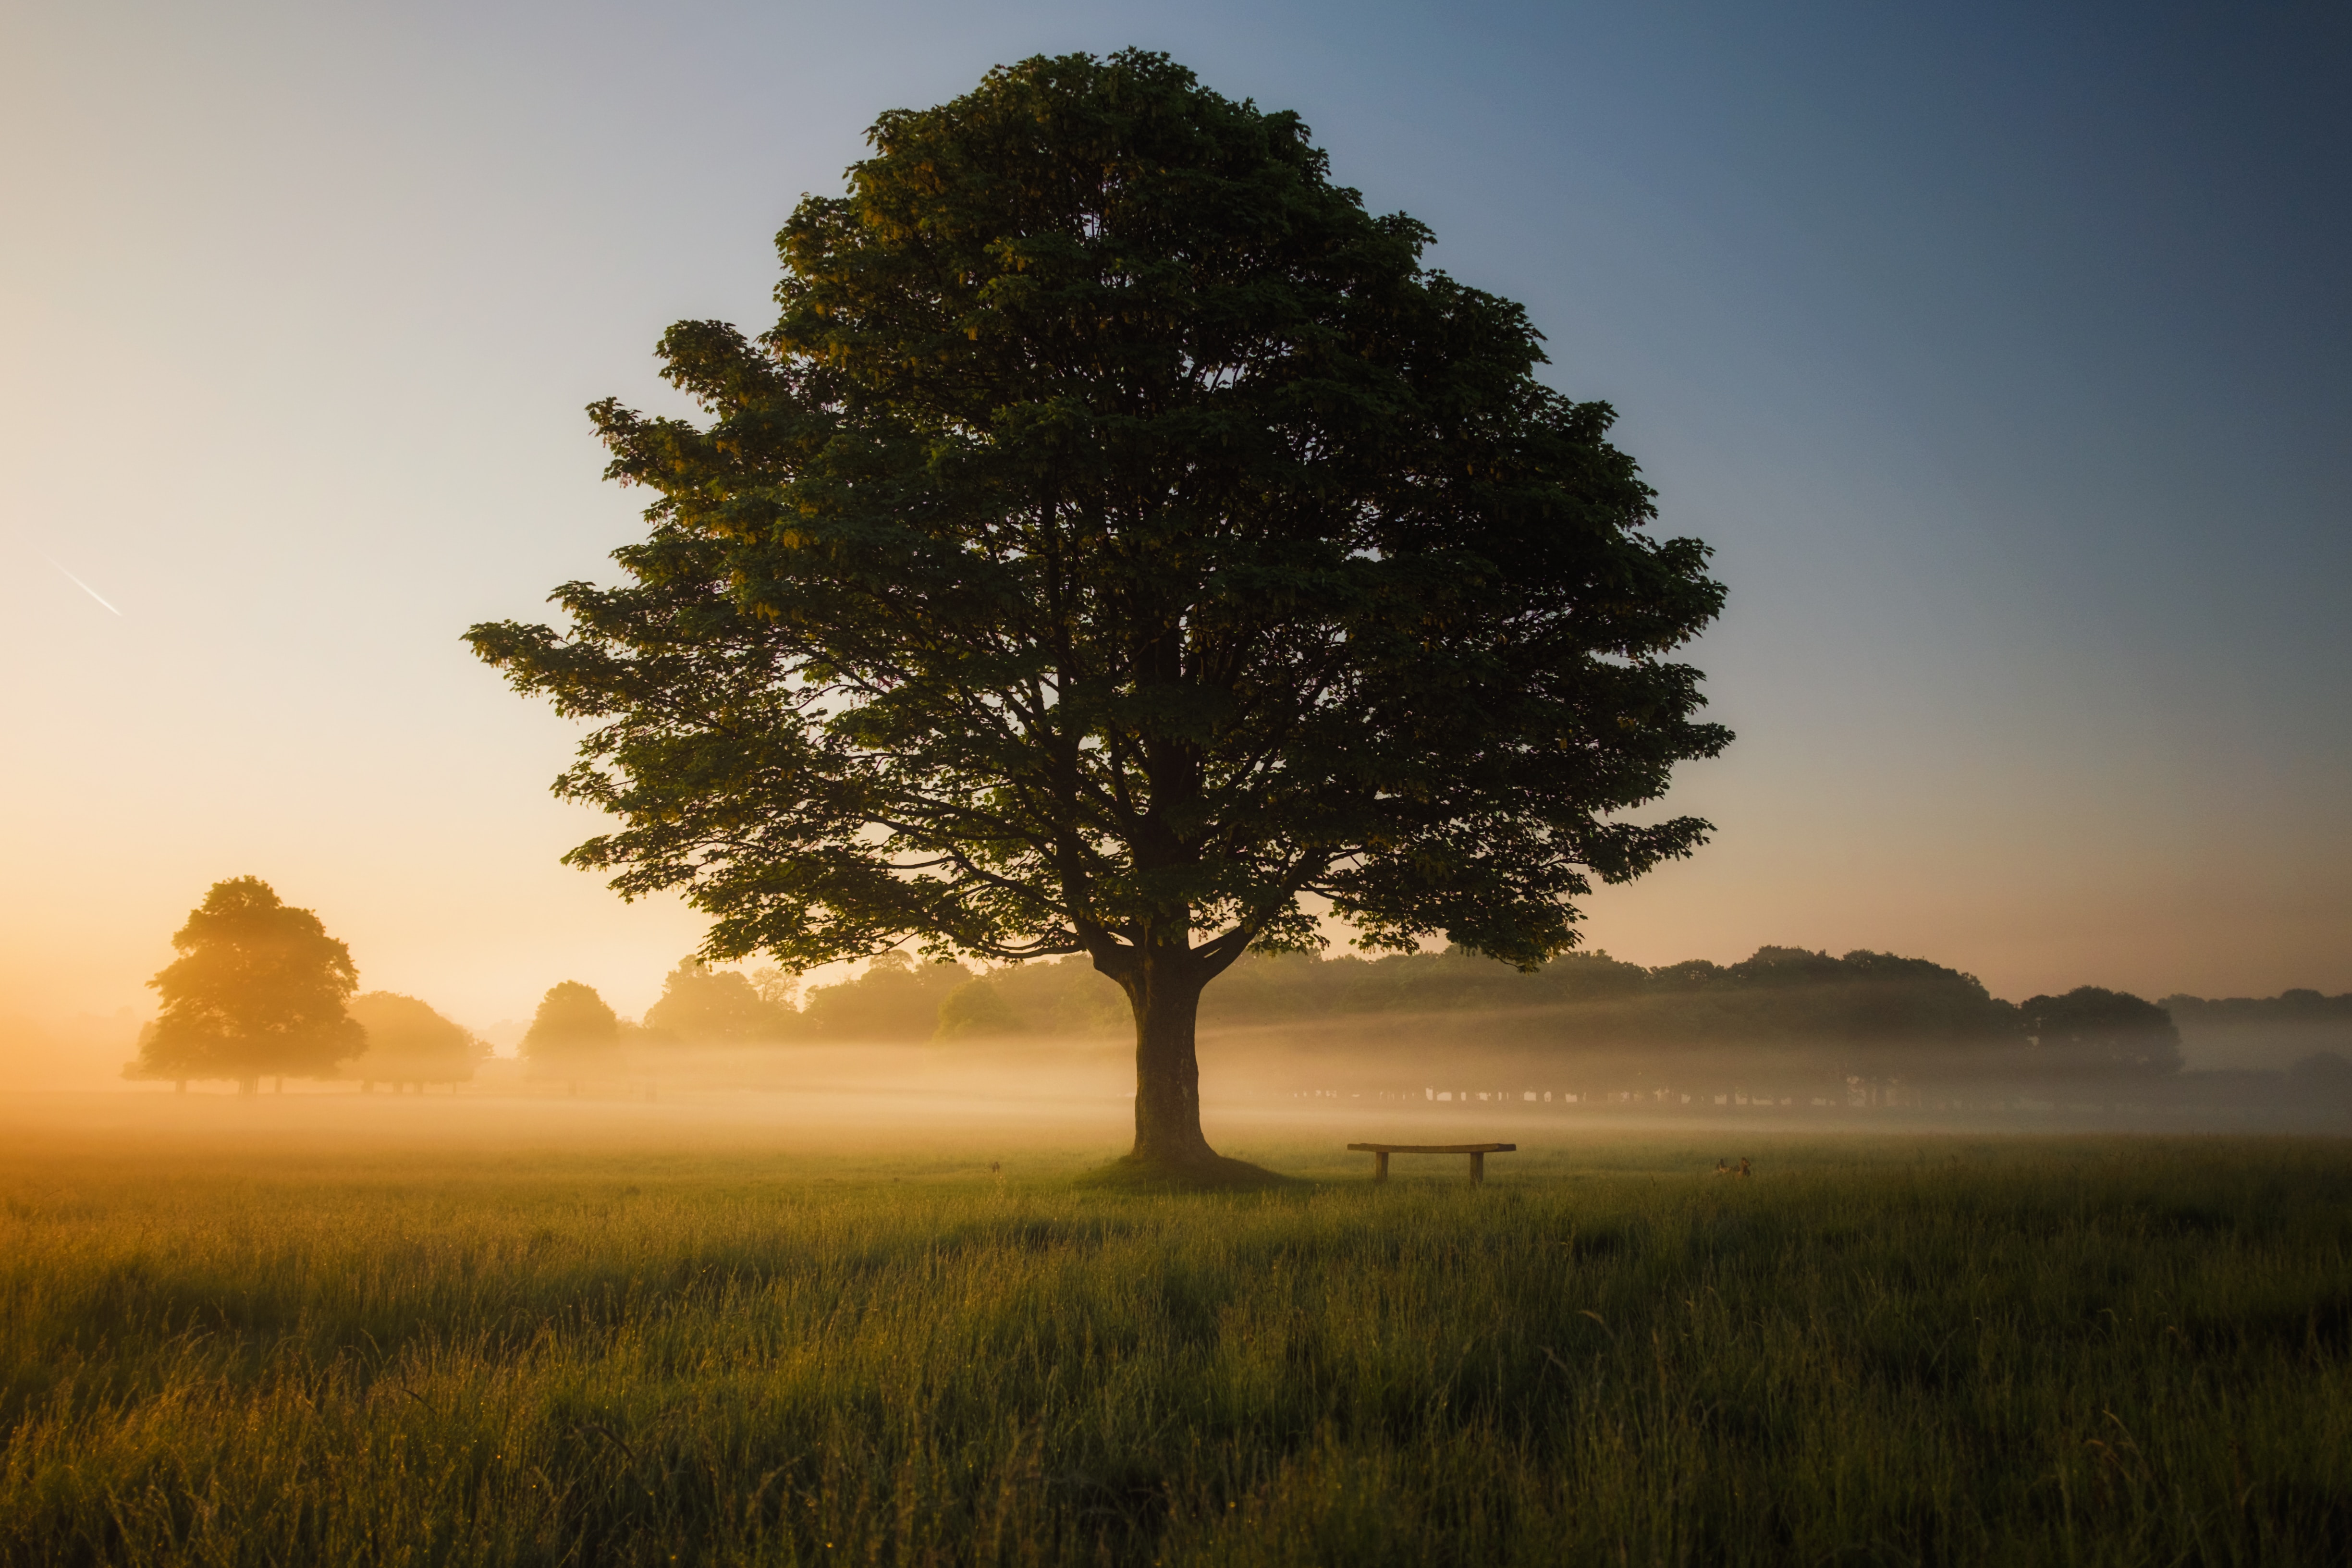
[2,1134,2347,1565]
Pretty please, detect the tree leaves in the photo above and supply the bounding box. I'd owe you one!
[135,877,364,1082]
[468,49,1730,984]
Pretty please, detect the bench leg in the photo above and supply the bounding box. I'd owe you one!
[1470,1151,1485,1185]
[1374,1151,1389,1183]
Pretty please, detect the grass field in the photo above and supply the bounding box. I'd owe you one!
[2,1111,2348,1566]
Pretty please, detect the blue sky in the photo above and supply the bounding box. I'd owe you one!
[2,0,2344,1029]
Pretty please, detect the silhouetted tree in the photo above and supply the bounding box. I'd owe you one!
[643,958,797,1043]
[522,981,621,1090]
[467,51,1727,1180]
[1645,948,2023,1046]
[347,992,480,1090]
[131,877,363,1094]
[2022,986,2182,1076]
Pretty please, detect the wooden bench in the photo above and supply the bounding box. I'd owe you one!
[1347,1142,1516,1184]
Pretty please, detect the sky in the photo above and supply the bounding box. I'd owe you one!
[2,0,2346,1037]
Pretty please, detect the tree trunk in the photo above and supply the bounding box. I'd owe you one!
[1120,950,1217,1169]
[238,1077,257,1096]
[175,1079,185,1094]
[1085,930,1274,1187]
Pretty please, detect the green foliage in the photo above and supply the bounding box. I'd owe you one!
[835,943,2054,1054]
[801,951,972,1041]
[641,959,798,1044]
[2023,986,2184,1076]
[1626,947,2026,1049]
[521,981,621,1075]
[3,1136,2349,1565]
[980,956,1132,1038]
[463,48,1728,985]
[743,945,2051,1053]
[345,992,478,1084]
[129,876,362,1086]
[589,945,2186,1067]
[934,976,1023,1040]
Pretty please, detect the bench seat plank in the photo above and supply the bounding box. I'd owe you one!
[1346,1142,1515,1154]
[1347,1142,1516,1184]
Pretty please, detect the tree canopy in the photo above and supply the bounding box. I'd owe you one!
[521,981,621,1078]
[642,959,797,1043]
[132,877,362,1090]
[2021,986,2183,1077]
[467,50,1728,1176]
[346,992,480,1085]
[801,951,974,1041]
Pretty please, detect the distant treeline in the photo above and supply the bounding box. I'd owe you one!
[2161,990,2352,1027]
[507,945,2352,1082]
[2157,988,2352,1078]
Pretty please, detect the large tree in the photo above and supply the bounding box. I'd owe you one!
[468,51,1729,1180]
[133,876,364,1094]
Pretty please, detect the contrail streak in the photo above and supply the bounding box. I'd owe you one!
[41,552,122,615]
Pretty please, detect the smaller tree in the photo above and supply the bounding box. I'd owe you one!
[522,981,621,1089]
[2021,986,2182,1076]
[347,992,480,1090]
[748,967,802,1010]
[935,977,1025,1041]
[132,877,363,1093]
[642,959,798,1043]
[800,952,974,1041]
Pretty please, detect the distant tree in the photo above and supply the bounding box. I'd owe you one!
[1644,959,1726,990]
[466,51,1728,1180]
[129,877,363,1094]
[346,992,479,1090]
[1622,948,2019,1046]
[801,952,973,1041]
[1188,944,1645,1023]
[2162,988,2352,1071]
[643,958,797,1043]
[1643,958,1727,992]
[2021,986,2182,1076]
[522,981,621,1088]
[2163,989,2352,1027]
[919,943,2030,1053]
[748,966,802,1010]
[1718,946,1851,989]
[936,976,1025,1040]
[971,956,1128,1037]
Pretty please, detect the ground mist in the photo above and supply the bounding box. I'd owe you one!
[2,1119,2348,1566]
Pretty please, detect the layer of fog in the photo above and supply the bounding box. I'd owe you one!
[11,1006,2349,1142]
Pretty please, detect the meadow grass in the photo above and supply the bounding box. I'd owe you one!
[2,1121,2348,1566]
